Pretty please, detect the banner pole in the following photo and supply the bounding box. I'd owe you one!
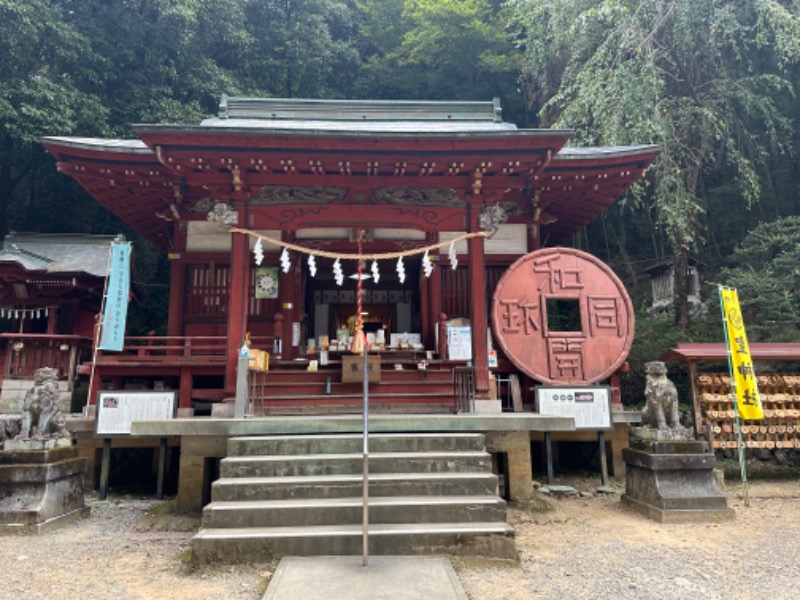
[719,286,750,507]
[86,242,115,414]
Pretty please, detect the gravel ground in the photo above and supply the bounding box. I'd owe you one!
[0,478,797,600]
[458,477,800,600]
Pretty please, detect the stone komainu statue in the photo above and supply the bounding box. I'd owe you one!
[18,367,66,440]
[641,361,681,430]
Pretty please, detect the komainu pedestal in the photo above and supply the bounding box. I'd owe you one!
[621,434,734,523]
[0,442,90,534]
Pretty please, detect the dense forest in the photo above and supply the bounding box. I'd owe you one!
[1,0,799,394]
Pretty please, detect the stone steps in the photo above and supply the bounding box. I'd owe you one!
[220,451,492,478]
[210,472,502,501]
[191,432,515,563]
[202,495,506,528]
[193,521,516,563]
[227,433,485,455]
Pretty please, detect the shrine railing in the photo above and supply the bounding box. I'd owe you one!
[0,333,92,382]
[91,334,276,363]
[453,366,475,413]
[94,335,231,361]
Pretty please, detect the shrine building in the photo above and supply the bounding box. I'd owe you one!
[42,97,657,414]
[38,98,659,509]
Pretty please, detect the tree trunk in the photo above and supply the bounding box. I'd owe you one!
[0,135,15,238]
[673,242,691,329]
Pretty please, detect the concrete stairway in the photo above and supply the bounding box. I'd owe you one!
[191,433,516,563]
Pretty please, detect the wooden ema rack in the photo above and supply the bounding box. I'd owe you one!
[697,373,800,449]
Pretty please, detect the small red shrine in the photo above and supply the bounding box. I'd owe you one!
[43,97,658,414]
[0,232,132,411]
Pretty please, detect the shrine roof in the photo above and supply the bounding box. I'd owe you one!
[555,145,661,160]
[217,96,508,122]
[42,96,660,250]
[661,343,800,363]
[0,232,124,278]
[41,137,151,153]
[190,118,520,134]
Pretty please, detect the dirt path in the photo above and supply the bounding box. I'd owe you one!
[458,478,800,600]
[0,478,798,600]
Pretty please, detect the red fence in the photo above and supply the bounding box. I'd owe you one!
[1,334,92,382]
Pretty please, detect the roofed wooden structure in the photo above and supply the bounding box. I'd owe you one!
[42,97,658,414]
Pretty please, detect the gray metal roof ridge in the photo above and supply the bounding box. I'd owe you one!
[555,145,660,160]
[4,232,123,244]
[134,122,573,138]
[41,136,153,154]
[218,95,504,122]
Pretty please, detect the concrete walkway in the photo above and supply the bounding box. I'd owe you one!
[263,556,468,600]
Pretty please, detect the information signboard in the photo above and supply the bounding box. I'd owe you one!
[535,386,612,430]
[96,391,176,437]
[447,326,472,360]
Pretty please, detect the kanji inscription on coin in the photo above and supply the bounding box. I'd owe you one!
[492,247,634,385]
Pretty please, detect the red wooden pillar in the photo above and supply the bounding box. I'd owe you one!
[437,313,448,358]
[167,222,187,339]
[468,199,490,397]
[88,366,101,406]
[46,307,57,334]
[428,265,443,350]
[225,229,250,395]
[179,368,192,409]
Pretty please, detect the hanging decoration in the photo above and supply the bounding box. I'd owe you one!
[0,306,50,319]
[236,227,487,283]
[350,230,368,355]
[308,254,317,278]
[448,240,458,270]
[253,237,264,266]
[422,249,434,278]
[333,258,344,286]
[370,260,380,284]
[280,247,291,273]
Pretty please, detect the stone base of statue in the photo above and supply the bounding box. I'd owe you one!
[0,442,90,535]
[621,429,734,523]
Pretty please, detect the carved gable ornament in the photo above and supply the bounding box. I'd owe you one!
[252,186,347,205]
[492,247,634,385]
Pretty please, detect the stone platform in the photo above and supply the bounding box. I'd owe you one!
[129,413,575,510]
[0,441,90,534]
[621,436,734,523]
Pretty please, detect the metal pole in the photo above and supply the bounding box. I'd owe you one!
[362,345,369,567]
[87,243,115,415]
[719,287,750,507]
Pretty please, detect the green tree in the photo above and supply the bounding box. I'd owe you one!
[720,215,800,341]
[240,0,362,98]
[0,0,108,235]
[356,0,525,120]
[510,0,800,329]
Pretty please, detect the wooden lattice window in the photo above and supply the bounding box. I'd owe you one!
[441,265,507,319]
[442,266,469,318]
[185,263,230,319]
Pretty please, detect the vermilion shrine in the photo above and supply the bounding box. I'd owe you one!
[30,98,665,524]
[41,97,657,416]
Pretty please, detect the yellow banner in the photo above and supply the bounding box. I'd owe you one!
[720,288,764,420]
